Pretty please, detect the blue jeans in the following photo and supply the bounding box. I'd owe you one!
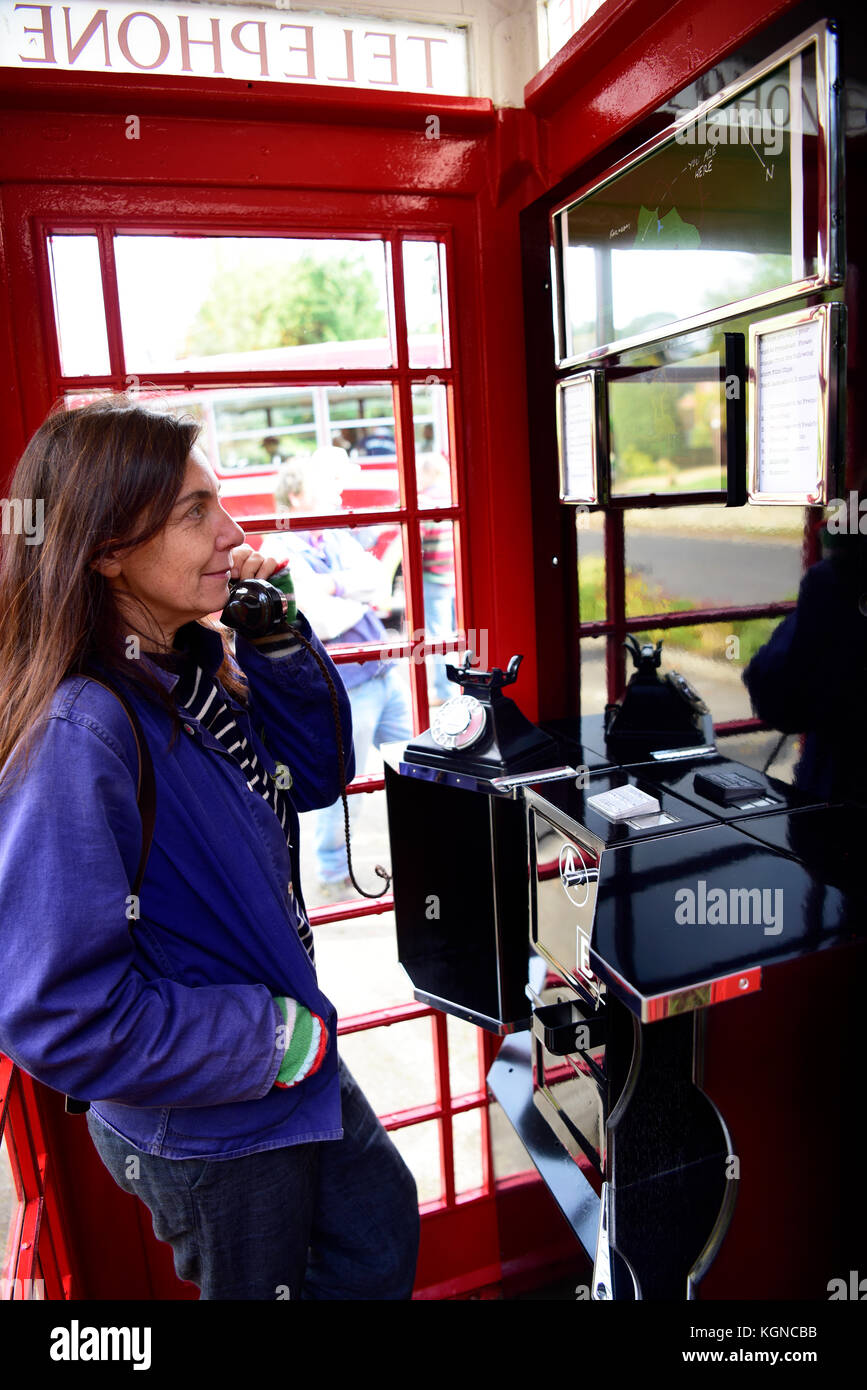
[313,666,412,884]
[85,1055,419,1300]
[424,576,457,701]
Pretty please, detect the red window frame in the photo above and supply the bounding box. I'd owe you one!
[2,192,512,1297]
[0,1056,73,1300]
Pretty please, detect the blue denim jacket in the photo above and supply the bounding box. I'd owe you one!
[0,612,356,1159]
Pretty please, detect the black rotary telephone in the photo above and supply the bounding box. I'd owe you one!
[402,652,559,777]
[221,576,390,898]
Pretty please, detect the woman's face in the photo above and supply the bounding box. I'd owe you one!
[102,447,246,647]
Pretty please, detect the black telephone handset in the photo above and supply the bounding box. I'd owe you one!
[220,576,390,898]
[221,575,294,635]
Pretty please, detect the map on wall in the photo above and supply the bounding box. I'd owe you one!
[556,44,823,362]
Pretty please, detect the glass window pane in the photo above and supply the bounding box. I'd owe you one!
[63,389,113,409]
[580,635,607,720]
[114,236,394,372]
[0,1130,23,1283]
[447,1014,483,1097]
[452,1108,484,1195]
[271,430,399,518]
[299,772,412,911]
[388,1119,442,1206]
[413,382,453,506]
[309,909,412,1016]
[608,338,725,498]
[418,520,457,704]
[47,236,111,377]
[421,650,460,710]
[327,384,396,461]
[337,1018,437,1114]
[577,508,605,622]
[624,505,804,617]
[212,391,315,473]
[403,241,447,369]
[255,521,408,646]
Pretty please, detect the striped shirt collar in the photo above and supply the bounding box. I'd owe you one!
[140,622,226,693]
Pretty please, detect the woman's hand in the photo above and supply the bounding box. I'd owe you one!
[230,544,282,584]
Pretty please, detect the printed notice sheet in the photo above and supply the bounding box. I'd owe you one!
[560,375,598,503]
[754,316,823,500]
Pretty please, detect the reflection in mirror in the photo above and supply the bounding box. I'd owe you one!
[559,47,822,360]
[625,617,787,723]
[608,336,725,498]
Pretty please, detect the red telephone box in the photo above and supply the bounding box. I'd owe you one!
[1,0,864,1308]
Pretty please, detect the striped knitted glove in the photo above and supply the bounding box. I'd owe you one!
[273,996,328,1088]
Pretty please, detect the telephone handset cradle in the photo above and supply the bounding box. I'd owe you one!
[405,652,559,779]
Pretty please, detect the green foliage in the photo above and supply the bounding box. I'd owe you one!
[577,554,606,621]
[182,254,386,356]
[609,376,685,480]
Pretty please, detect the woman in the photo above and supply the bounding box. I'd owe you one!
[0,396,419,1300]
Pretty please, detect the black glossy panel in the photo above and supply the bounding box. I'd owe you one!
[591,822,854,999]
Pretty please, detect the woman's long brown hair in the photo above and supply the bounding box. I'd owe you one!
[0,394,248,793]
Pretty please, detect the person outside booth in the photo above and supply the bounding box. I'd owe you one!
[418,451,457,705]
[0,397,419,1300]
[260,447,413,899]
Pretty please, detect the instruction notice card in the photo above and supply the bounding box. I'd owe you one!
[752,313,825,502]
[559,374,598,504]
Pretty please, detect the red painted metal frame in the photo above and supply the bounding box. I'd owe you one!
[0,141,525,1293]
[0,1059,74,1300]
[527,0,800,186]
[0,66,495,132]
[0,0,814,1302]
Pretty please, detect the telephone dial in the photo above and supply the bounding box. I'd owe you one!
[405,652,559,777]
